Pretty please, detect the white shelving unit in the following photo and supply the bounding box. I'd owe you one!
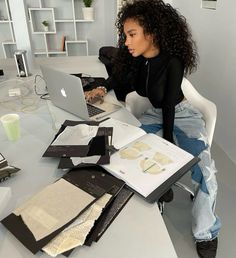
[25,0,93,57]
[0,0,95,58]
[0,0,16,58]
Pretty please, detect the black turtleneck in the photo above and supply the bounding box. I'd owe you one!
[105,52,184,143]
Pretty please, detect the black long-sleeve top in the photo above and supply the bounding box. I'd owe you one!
[105,52,185,143]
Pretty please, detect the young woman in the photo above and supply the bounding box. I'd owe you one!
[85,1,220,257]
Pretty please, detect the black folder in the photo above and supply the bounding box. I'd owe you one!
[84,185,133,246]
[141,156,200,203]
[62,186,133,257]
[43,120,108,158]
[58,126,113,168]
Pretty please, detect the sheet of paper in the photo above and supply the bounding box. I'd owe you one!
[71,156,101,165]
[103,133,194,197]
[42,193,112,257]
[100,118,146,149]
[52,124,98,145]
[14,178,95,241]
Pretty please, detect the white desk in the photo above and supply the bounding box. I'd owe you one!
[0,57,177,258]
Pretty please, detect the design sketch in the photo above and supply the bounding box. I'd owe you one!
[118,139,175,175]
[119,147,141,160]
[132,141,151,151]
[153,152,173,166]
[140,159,163,174]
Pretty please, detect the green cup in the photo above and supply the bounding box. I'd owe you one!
[0,114,21,141]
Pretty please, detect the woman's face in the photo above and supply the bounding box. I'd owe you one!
[124,18,158,58]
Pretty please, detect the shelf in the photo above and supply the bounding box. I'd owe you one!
[202,0,217,9]
[2,40,15,45]
[48,50,66,55]
[29,8,56,34]
[0,0,9,21]
[2,41,16,58]
[65,40,88,56]
[75,19,94,22]
[34,49,47,54]
[55,19,74,23]
[0,20,11,23]
[35,52,47,55]
[34,53,47,57]
[33,31,56,34]
[0,23,12,43]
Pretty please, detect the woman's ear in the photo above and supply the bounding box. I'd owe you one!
[145,33,154,43]
[149,34,159,48]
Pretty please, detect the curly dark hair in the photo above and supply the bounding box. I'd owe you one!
[114,0,198,76]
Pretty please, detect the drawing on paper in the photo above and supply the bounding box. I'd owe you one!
[119,147,141,160]
[153,152,173,166]
[118,141,175,175]
[140,158,163,174]
[132,141,151,151]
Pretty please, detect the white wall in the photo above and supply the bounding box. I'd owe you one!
[172,0,236,164]
[68,0,117,52]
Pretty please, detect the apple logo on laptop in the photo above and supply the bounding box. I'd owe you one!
[61,88,67,97]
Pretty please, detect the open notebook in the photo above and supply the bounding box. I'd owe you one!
[100,118,199,203]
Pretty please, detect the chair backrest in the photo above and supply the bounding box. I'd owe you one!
[181,78,217,146]
[125,77,217,146]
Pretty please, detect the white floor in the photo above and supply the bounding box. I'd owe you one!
[163,142,236,257]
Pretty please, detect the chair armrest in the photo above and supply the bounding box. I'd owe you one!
[125,91,152,118]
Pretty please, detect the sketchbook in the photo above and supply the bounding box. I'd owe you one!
[101,118,199,203]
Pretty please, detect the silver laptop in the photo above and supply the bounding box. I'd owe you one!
[40,65,121,121]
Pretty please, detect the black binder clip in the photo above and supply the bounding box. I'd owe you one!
[107,145,119,154]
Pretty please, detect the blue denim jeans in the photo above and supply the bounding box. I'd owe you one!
[139,100,221,242]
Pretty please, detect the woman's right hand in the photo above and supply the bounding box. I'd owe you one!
[84,86,107,104]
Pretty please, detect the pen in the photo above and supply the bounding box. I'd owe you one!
[143,162,156,172]
[98,117,111,123]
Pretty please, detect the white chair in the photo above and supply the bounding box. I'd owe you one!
[125,77,217,212]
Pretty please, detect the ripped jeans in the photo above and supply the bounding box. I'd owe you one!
[139,100,221,242]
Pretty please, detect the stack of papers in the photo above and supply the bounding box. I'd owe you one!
[1,166,133,257]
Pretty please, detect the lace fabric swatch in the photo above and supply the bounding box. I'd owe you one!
[51,124,98,146]
[42,193,112,257]
[14,179,95,241]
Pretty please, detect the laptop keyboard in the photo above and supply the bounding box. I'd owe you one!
[87,103,105,117]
